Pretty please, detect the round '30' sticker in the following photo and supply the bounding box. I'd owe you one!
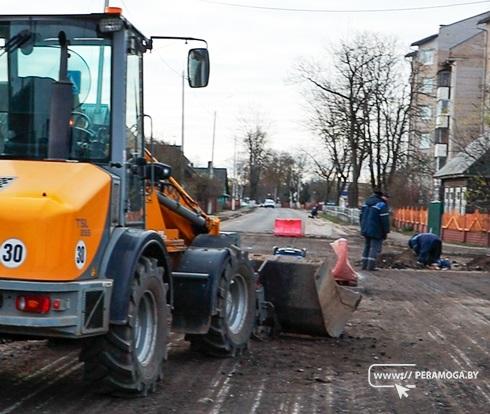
[0,238,26,268]
[75,240,87,270]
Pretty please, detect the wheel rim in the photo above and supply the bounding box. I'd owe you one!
[225,273,248,335]
[134,290,158,366]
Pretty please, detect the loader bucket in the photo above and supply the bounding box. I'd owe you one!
[252,254,361,337]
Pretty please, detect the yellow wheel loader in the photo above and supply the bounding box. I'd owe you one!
[0,9,361,397]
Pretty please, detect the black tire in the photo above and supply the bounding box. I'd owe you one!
[80,256,170,397]
[189,251,256,357]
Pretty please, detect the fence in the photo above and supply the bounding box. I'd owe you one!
[441,210,490,246]
[323,205,360,225]
[392,207,428,233]
[393,207,490,247]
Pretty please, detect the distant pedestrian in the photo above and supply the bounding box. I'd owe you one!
[359,190,390,271]
[408,233,442,266]
[310,204,318,219]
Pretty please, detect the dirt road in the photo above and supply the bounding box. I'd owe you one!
[0,226,488,413]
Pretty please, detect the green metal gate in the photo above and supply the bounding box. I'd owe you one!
[427,201,443,236]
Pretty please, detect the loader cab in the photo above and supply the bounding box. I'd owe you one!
[0,15,114,162]
[0,13,141,228]
[0,12,208,228]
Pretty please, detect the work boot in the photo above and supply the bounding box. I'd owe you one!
[361,259,368,270]
[366,260,377,271]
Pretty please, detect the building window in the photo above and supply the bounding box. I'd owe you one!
[420,106,432,120]
[419,49,434,65]
[420,133,431,149]
[461,186,467,214]
[437,70,451,87]
[435,156,447,171]
[437,99,450,116]
[435,127,449,144]
[421,78,433,94]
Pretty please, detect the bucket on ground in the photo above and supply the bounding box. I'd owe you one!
[251,254,362,337]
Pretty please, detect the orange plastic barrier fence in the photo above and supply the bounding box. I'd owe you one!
[394,207,490,246]
[393,207,428,232]
[274,218,304,237]
[393,207,428,225]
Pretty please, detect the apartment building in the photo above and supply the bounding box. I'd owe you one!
[478,14,490,115]
[406,11,489,200]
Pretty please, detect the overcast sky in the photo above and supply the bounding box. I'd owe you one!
[2,0,490,172]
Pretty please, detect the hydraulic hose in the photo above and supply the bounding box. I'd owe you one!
[156,191,208,233]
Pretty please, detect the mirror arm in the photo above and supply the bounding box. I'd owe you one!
[144,113,155,186]
[148,36,208,50]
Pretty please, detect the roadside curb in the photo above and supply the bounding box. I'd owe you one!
[217,207,257,222]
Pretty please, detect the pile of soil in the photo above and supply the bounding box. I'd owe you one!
[376,249,489,272]
[376,249,420,269]
[465,255,490,271]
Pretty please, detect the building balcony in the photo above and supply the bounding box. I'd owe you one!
[434,143,448,157]
[436,115,450,128]
[436,86,449,100]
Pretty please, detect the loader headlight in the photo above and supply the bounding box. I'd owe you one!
[99,18,124,33]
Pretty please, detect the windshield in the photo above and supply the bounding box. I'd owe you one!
[0,20,111,161]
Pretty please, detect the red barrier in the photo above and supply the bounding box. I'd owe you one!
[274,218,304,237]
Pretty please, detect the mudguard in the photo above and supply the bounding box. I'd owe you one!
[101,228,169,324]
[172,247,230,334]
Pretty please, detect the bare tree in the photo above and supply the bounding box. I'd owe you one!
[303,151,343,203]
[297,33,415,206]
[240,120,269,201]
[261,151,294,201]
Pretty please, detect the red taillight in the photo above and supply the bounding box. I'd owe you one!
[16,295,51,314]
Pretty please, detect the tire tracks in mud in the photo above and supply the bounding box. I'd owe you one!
[363,269,489,413]
[0,241,487,413]
[0,345,81,414]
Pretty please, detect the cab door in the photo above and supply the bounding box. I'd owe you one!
[124,34,145,226]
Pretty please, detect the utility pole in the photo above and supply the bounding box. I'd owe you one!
[180,70,185,185]
[210,111,216,179]
[207,111,217,215]
[231,135,237,211]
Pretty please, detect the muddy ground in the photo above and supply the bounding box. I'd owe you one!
[0,233,488,413]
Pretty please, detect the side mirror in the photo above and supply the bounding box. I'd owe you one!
[187,48,210,88]
[145,162,172,181]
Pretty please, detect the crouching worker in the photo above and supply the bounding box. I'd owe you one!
[408,233,442,267]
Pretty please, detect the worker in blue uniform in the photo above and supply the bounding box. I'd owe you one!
[408,233,442,266]
[359,191,390,271]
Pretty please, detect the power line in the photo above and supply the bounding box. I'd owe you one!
[153,51,182,76]
[200,0,490,13]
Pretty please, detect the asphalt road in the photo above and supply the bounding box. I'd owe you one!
[221,207,346,238]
